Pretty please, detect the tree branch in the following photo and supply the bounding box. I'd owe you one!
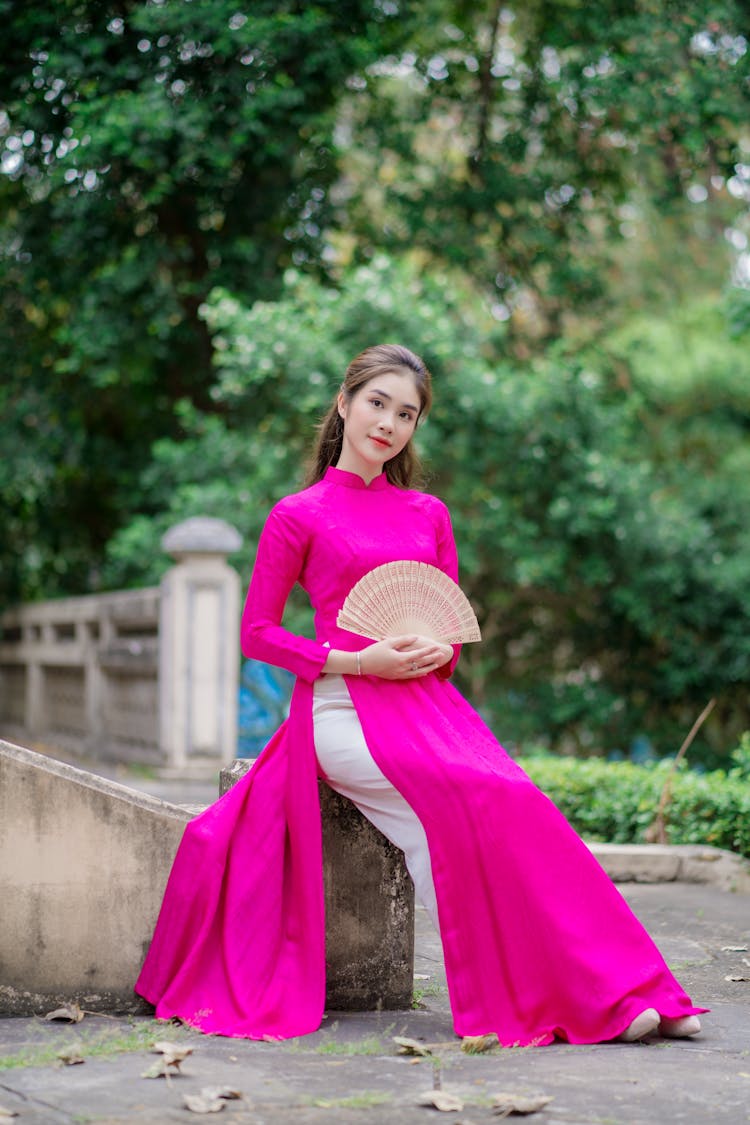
[471,0,504,174]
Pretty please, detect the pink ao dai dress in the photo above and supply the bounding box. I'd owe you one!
[135,466,705,1044]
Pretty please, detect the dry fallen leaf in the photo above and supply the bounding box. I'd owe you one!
[721,945,748,952]
[152,1041,194,1065]
[394,1035,432,1057]
[183,1093,225,1114]
[142,1059,174,1081]
[44,1003,84,1024]
[0,1107,19,1119]
[725,974,750,982]
[492,1092,554,1117]
[199,1087,242,1102]
[418,1091,465,1112]
[461,1034,499,1054]
[56,1048,85,1066]
[142,1043,194,1083]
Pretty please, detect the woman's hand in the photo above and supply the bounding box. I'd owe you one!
[323,635,453,679]
[360,635,453,680]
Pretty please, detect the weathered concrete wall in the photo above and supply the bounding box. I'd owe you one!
[219,761,415,1010]
[0,739,191,1016]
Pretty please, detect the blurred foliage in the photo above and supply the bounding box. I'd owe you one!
[2,1,750,763]
[521,738,750,860]
[336,0,750,340]
[99,257,750,763]
[0,0,412,600]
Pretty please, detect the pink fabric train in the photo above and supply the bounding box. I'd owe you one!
[135,466,706,1044]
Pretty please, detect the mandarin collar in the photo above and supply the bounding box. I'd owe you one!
[324,466,389,491]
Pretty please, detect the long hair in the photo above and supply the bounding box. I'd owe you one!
[304,344,433,488]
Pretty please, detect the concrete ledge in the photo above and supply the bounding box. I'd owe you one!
[0,739,191,1016]
[589,842,750,894]
[0,741,415,1019]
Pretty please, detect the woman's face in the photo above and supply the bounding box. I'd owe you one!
[336,370,420,482]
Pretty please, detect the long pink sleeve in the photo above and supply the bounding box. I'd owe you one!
[433,498,462,680]
[241,503,330,683]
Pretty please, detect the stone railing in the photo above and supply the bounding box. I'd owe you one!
[0,518,242,770]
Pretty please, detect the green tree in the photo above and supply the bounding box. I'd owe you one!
[337,0,750,339]
[0,0,411,602]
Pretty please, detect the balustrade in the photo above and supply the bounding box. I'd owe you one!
[0,517,242,769]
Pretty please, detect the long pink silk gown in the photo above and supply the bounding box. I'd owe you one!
[135,466,705,1044]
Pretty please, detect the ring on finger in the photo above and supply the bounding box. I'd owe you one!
[411,662,418,672]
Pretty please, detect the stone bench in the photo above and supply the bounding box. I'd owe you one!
[219,760,415,1011]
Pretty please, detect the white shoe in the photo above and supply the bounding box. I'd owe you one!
[616,1008,660,1042]
[659,1015,702,1038]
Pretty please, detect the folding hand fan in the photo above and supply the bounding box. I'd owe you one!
[336,560,481,644]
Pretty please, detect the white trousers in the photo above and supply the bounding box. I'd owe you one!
[312,674,439,930]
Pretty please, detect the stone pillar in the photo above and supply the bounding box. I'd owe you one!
[81,620,103,742]
[24,620,46,736]
[219,761,415,1011]
[25,661,44,736]
[159,518,243,771]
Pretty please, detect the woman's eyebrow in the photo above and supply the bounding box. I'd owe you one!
[369,387,419,412]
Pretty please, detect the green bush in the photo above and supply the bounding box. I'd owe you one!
[519,748,750,861]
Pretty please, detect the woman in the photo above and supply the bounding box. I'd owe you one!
[136,344,705,1045]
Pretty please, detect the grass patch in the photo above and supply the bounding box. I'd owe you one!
[412,983,444,1008]
[308,1092,392,1109]
[281,1020,398,1056]
[0,1019,186,1071]
[313,1033,393,1056]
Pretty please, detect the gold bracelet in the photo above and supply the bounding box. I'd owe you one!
[356,651,362,676]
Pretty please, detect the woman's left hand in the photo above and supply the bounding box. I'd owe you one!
[400,635,453,674]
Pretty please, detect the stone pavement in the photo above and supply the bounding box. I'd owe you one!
[1,882,749,1125]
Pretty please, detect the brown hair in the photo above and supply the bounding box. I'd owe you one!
[304,344,433,488]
